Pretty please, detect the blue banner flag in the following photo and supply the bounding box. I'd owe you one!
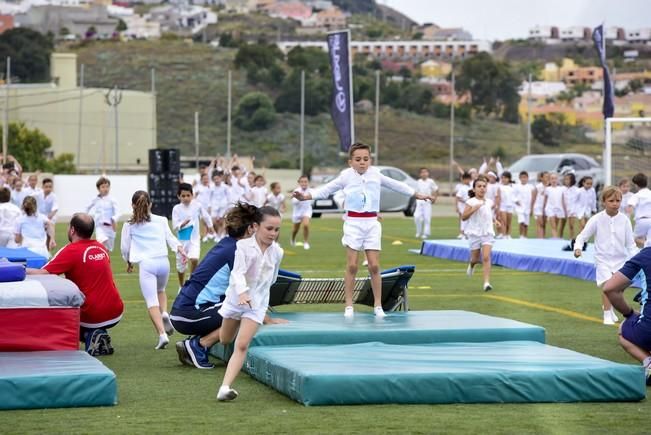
[592,25,615,119]
[327,30,354,153]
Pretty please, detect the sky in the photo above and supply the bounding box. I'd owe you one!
[382,0,650,41]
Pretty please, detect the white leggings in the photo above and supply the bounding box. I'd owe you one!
[138,256,170,309]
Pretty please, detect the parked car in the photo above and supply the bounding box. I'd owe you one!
[310,166,419,217]
[507,153,604,189]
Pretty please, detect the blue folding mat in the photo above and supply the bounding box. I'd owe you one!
[246,341,645,405]
[210,310,546,360]
[0,351,117,410]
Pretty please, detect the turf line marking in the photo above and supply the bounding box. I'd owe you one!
[482,294,605,324]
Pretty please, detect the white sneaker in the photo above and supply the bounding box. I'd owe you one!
[421,235,427,240]
[456,233,464,239]
[201,236,209,243]
[466,263,474,277]
[603,311,615,325]
[303,242,310,250]
[610,309,619,323]
[161,312,174,336]
[374,306,387,318]
[155,333,169,350]
[295,241,304,247]
[217,385,239,401]
[483,282,493,292]
[415,233,421,238]
[344,306,354,318]
[290,239,296,247]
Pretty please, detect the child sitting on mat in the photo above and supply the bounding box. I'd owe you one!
[462,175,501,292]
[574,186,637,325]
[217,206,283,401]
[293,143,431,318]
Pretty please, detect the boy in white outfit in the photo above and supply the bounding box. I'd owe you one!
[575,186,637,325]
[172,183,214,286]
[413,168,438,239]
[291,175,313,249]
[210,171,230,240]
[513,171,535,238]
[627,173,651,247]
[86,177,120,251]
[294,143,430,318]
[455,172,472,239]
[0,187,20,247]
[194,173,213,242]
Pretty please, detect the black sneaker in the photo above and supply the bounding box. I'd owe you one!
[176,340,193,367]
[98,330,114,355]
[184,336,215,369]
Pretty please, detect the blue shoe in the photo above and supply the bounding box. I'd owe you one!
[97,329,114,355]
[184,336,215,369]
[85,329,104,356]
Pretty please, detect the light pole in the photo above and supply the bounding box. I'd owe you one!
[104,86,123,172]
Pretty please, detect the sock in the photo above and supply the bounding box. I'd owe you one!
[643,357,651,368]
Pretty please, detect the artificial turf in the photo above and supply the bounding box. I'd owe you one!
[2,216,647,434]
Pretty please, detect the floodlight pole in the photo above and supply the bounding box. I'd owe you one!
[77,64,84,169]
[2,57,9,165]
[448,71,456,196]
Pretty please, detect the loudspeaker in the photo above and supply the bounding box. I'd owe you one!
[149,149,165,174]
[166,148,180,174]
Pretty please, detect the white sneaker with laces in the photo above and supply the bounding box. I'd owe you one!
[466,263,474,277]
[155,333,169,350]
[161,312,174,336]
[344,306,354,318]
[217,385,239,401]
[303,242,310,250]
[374,306,387,318]
[603,311,615,325]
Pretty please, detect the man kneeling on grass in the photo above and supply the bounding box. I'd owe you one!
[603,246,651,384]
[27,213,124,356]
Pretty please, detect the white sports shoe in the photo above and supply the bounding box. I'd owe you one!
[217,385,239,401]
[483,282,493,292]
[415,233,421,238]
[344,306,354,318]
[610,309,619,323]
[161,312,175,335]
[603,311,615,325]
[466,263,474,277]
[421,235,428,240]
[374,306,387,318]
[155,333,169,350]
[303,242,310,250]
[362,259,369,266]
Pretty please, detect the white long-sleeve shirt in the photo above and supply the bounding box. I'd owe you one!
[224,236,283,310]
[86,195,119,225]
[575,210,637,284]
[464,197,495,237]
[172,200,212,244]
[37,192,58,219]
[513,182,535,212]
[311,167,414,213]
[120,214,180,263]
[0,202,21,235]
[628,188,651,220]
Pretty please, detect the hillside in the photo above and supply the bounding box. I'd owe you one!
[70,40,600,177]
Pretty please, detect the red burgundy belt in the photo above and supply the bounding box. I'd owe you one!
[347,211,377,218]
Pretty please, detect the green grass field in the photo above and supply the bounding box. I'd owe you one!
[3,216,649,434]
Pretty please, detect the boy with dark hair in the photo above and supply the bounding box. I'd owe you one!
[86,176,120,251]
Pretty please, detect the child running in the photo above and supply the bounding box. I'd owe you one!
[513,171,535,238]
[217,206,283,401]
[121,191,186,350]
[413,167,438,239]
[172,183,214,286]
[462,175,500,291]
[455,172,472,239]
[15,196,55,258]
[574,186,636,325]
[266,182,286,215]
[577,176,597,231]
[86,177,120,251]
[290,175,312,249]
[293,143,430,317]
[619,178,633,216]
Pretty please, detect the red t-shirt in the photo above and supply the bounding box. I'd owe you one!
[44,239,124,325]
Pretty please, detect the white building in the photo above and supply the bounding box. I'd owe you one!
[122,14,160,39]
[277,39,491,60]
[518,81,567,98]
[149,4,216,36]
[528,25,558,41]
[559,26,590,41]
[626,28,651,44]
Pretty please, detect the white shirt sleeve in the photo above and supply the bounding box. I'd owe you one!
[120,222,132,262]
[200,204,212,227]
[574,215,597,248]
[111,197,120,223]
[311,175,345,200]
[624,217,637,256]
[163,219,180,251]
[230,246,250,295]
[379,173,415,196]
[86,196,98,214]
[171,205,183,231]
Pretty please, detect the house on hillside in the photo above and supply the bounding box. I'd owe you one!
[559,58,602,86]
[149,4,217,36]
[528,25,559,42]
[420,59,451,79]
[559,26,591,42]
[14,5,118,39]
[314,6,345,30]
[267,1,311,24]
[626,28,651,44]
[122,13,160,39]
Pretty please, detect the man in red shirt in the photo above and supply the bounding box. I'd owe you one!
[28,213,124,355]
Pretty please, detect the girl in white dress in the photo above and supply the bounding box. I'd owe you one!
[533,172,550,238]
[562,173,580,240]
[14,196,54,258]
[544,173,565,238]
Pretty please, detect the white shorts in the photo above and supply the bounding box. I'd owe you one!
[292,210,312,224]
[211,206,228,219]
[342,218,381,251]
[533,203,544,217]
[545,207,565,219]
[177,240,200,272]
[517,211,530,225]
[468,234,494,250]
[499,204,514,213]
[218,297,266,324]
[634,218,651,239]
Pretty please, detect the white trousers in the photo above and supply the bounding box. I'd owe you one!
[414,201,432,236]
[138,256,170,308]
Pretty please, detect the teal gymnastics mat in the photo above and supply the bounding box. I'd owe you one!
[211,310,546,359]
[246,341,646,405]
[0,351,117,410]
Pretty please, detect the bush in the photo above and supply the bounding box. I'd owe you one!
[234,92,276,131]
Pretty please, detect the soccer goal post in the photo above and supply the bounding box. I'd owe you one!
[605,117,651,186]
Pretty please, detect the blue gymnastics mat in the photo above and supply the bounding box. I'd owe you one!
[0,247,47,268]
[0,351,117,410]
[210,310,545,359]
[246,341,646,405]
[421,238,596,281]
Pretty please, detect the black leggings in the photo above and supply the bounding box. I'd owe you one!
[170,301,224,336]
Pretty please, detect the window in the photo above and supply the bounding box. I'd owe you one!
[381,168,406,181]
[573,158,590,170]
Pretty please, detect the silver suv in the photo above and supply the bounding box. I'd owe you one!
[507,153,604,188]
[311,166,419,217]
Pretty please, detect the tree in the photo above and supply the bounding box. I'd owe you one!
[0,28,53,83]
[1,122,76,173]
[531,113,569,147]
[234,92,276,131]
[275,70,330,116]
[234,42,283,70]
[286,46,330,75]
[456,52,521,123]
[116,19,127,32]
